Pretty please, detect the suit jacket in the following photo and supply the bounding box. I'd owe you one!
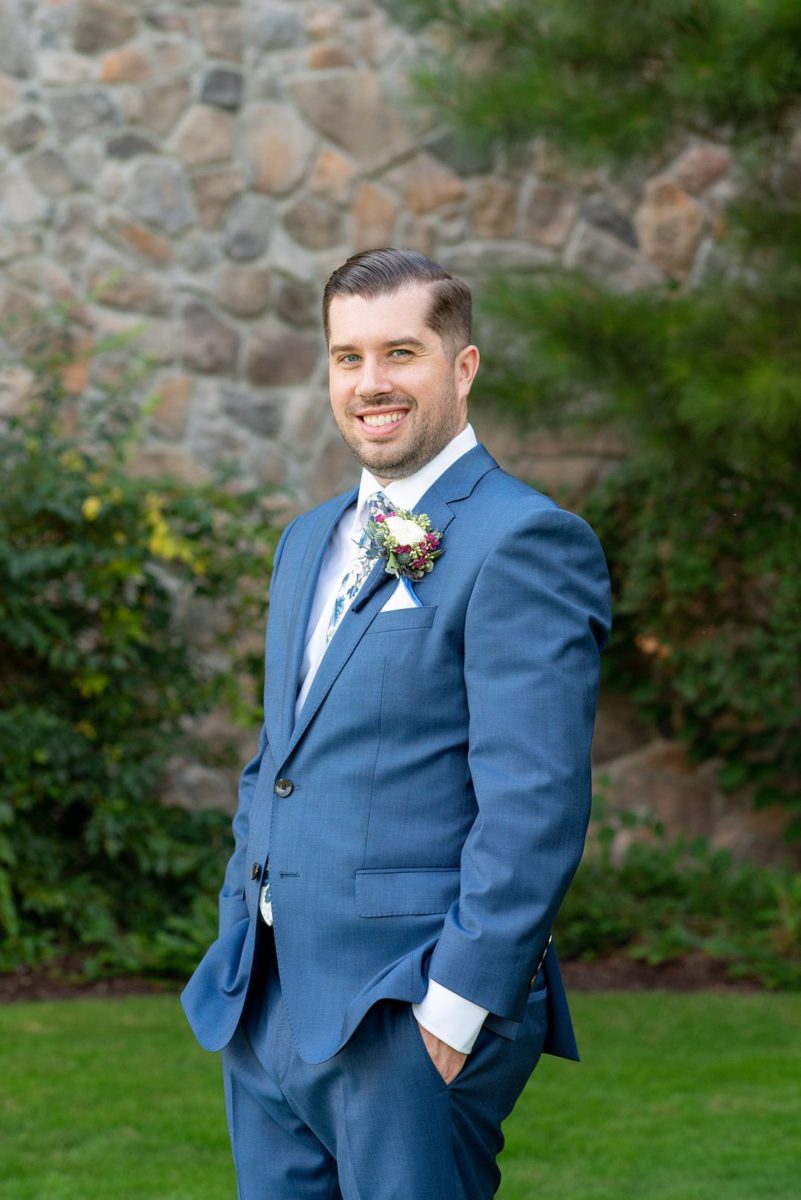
[182,444,611,1065]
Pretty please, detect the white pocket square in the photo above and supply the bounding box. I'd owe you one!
[381,579,420,612]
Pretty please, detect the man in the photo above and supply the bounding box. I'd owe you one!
[182,247,611,1199]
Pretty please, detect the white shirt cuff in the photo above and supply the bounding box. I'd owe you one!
[412,979,489,1054]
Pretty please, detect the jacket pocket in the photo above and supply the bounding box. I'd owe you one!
[355,866,459,917]
[367,605,438,634]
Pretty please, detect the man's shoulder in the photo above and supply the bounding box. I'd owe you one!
[469,451,562,520]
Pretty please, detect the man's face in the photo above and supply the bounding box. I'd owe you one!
[327,284,479,483]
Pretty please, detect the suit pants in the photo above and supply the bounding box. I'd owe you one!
[221,924,550,1199]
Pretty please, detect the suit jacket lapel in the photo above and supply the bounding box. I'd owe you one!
[285,444,498,760]
[273,488,357,759]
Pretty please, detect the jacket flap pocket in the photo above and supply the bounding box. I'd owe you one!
[355,866,459,917]
[367,605,437,634]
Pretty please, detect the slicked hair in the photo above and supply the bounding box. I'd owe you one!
[322,247,472,357]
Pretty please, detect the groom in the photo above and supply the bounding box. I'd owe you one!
[182,247,611,1199]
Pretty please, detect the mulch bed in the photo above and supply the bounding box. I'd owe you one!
[0,951,763,1004]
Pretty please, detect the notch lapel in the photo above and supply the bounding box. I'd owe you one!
[284,445,498,759]
[271,488,358,762]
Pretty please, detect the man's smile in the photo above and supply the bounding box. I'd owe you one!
[356,409,411,436]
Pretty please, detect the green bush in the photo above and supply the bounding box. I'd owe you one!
[558,799,801,989]
[0,317,277,975]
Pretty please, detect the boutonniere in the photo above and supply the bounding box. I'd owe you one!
[366,508,443,582]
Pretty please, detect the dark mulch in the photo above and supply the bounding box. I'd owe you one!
[561,951,763,993]
[0,951,763,1004]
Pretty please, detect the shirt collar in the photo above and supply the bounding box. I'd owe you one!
[353,424,478,528]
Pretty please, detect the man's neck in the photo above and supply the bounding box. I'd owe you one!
[357,425,477,516]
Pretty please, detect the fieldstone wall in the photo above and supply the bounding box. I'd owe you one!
[0,0,734,508]
[4,0,787,863]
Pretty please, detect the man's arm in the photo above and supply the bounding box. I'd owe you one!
[425,504,611,1020]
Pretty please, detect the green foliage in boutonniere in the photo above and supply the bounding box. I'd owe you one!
[366,508,443,582]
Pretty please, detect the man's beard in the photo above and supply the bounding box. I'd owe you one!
[336,382,459,482]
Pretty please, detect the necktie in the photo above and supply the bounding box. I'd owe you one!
[325,491,391,646]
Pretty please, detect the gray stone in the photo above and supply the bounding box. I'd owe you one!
[269,226,315,282]
[169,104,235,166]
[249,3,305,50]
[149,373,192,440]
[521,183,578,247]
[103,212,174,264]
[191,168,246,230]
[424,130,494,177]
[124,157,195,234]
[26,148,76,198]
[581,192,638,248]
[144,10,193,35]
[66,136,104,186]
[0,166,48,225]
[140,77,192,136]
[73,0,137,55]
[671,142,731,194]
[182,301,241,375]
[284,194,344,249]
[223,193,273,261]
[106,131,160,159]
[196,7,244,62]
[87,253,171,315]
[178,232,220,274]
[287,70,413,172]
[246,320,320,386]
[0,1,33,79]
[199,67,243,112]
[565,222,663,292]
[0,73,20,114]
[244,102,316,195]
[276,276,318,327]
[439,240,554,273]
[37,51,96,86]
[222,384,282,437]
[217,264,272,317]
[4,109,47,152]
[50,89,119,141]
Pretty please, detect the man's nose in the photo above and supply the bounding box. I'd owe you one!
[355,357,393,398]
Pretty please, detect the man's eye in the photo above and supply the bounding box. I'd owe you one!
[390,348,412,359]
[341,354,361,364]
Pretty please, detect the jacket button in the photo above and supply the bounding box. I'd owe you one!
[274,778,293,798]
[251,862,261,880]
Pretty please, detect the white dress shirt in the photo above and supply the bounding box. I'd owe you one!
[266,423,488,1054]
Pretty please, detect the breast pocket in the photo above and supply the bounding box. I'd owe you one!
[367,605,438,634]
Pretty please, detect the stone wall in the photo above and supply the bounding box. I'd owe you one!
[5,0,786,863]
[0,0,733,508]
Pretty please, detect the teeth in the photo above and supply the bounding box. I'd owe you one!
[362,411,406,427]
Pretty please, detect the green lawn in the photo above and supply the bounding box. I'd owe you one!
[1,991,799,1199]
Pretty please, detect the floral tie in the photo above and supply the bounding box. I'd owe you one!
[325,491,392,646]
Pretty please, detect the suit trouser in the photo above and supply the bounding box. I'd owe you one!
[221,923,549,1199]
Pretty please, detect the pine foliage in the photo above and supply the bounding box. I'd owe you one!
[407,0,801,821]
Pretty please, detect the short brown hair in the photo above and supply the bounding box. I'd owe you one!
[322,247,472,356]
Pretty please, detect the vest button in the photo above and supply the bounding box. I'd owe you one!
[274,778,294,798]
[251,862,261,881]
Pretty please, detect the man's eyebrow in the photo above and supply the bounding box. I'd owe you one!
[329,336,426,355]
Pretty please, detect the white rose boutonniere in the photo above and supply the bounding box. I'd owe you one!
[365,507,443,582]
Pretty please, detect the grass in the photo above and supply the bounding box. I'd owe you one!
[1,991,799,1199]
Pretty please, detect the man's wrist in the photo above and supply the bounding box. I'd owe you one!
[412,979,489,1054]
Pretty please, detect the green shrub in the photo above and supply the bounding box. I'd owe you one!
[558,800,801,989]
[0,316,277,975]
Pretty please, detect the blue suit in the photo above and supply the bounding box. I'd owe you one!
[182,444,611,1197]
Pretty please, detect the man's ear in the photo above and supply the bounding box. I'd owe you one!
[455,344,480,400]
